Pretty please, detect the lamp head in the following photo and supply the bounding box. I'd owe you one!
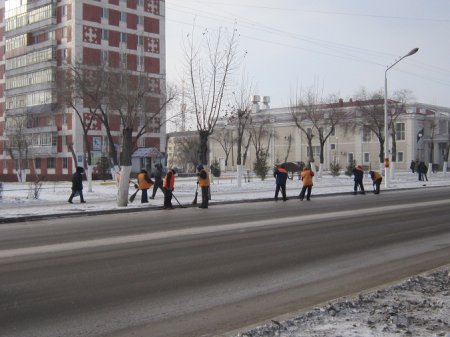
[406,48,419,57]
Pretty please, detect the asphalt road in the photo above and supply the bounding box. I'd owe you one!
[1,188,450,337]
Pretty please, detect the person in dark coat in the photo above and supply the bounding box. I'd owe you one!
[273,164,288,201]
[68,166,85,203]
[418,161,428,181]
[410,160,416,173]
[150,164,164,199]
[369,170,382,194]
[352,165,365,195]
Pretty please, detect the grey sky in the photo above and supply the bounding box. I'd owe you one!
[165,0,450,109]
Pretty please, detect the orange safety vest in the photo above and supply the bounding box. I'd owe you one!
[301,169,314,187]
[163,171,175,190]
[197,169,210,187]
[137,172,153,190]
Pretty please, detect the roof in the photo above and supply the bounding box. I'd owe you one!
[132,147,162,158]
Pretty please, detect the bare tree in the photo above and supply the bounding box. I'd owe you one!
[290,89,317,166]
[308,94,344,176]
[250,117,273,180]
[56,63,105,191]
[4,115,30,182]
[351,89,386,171]
[227,69,254,186]
[211,129,233,168]
[184,25,239,165]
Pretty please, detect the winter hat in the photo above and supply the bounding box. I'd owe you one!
[76,166,84,174]
[197,164,204,171]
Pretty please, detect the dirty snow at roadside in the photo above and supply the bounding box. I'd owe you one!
[236,266,450,337]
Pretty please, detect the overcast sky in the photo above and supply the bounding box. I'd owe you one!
[165,0,450,114]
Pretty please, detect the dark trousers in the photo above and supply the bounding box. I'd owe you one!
[68,189,85,203]
[164,189,173,208]
[373,178,382,194]
[275,184,287,201]
[201,186,209,208]
[141,189,148,203]
[151,181,163,198]
[299,185,312,200]
[354,180,365,193]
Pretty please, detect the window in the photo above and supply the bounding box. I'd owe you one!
[362,126,371,142]
[363,152,370,163]
[47,158,55,169]
[120,32,127,43]
[63,158,68,169]
[348,153,354,164]
[101,50,108,62]
[397,152,404,162]
[138,35,144,46]
[120,12,126,22]
[396,123,405,141]
[102,8,108,19]
[306,146,320,157]
[439,120,447,135]
[138,16,144,25]
[61,5,67,17]
[35,158,41,169]
[330,144,336,150]
[102,29,109,40]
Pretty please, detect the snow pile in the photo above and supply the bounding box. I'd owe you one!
[237,266,450,337]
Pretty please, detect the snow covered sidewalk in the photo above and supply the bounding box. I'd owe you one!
[1,171,450,221]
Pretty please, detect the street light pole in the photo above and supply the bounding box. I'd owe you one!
[384,47,419,188]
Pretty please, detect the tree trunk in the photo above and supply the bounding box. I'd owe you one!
[198,131,209,165]
[87,165,94,192]
[117,166,132,207]
[236,164,243,187]
[443,162,448,176]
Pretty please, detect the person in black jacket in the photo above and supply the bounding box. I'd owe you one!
[352,165,365,195]
[273,164,288,201]
[68,166,85,203]
[150,164,164,199]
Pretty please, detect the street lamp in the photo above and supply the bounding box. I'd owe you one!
[384,47,419,188]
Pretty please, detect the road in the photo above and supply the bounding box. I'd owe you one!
[1,188,450,337]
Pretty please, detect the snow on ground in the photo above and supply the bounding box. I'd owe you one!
[236,266,450,337]
[1,170,449,220]
[1,171,450,337]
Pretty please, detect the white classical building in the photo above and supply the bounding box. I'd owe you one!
[208,97,450,173]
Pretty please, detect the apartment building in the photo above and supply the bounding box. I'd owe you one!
[0,0,166,181]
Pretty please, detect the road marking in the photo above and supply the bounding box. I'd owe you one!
[1,199,449,259]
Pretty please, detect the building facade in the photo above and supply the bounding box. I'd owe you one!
[208,98,450,173]
[0,0,166,181]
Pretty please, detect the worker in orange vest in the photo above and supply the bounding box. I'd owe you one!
[163,169,176,209]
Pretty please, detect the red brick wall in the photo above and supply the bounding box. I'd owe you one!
[83,4,101,23]
[127,13,137,30]
[83,48,101,65]
[109,30,120,47]
[127,33,137,50]
[109,9,120,26]
[144,57,160,74]
[144,17,159,34]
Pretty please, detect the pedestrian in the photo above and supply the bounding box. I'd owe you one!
[418,161,428,181]
[68,166,86,203]
[410,160,416,173]
[299,166,314,200]
[352,165,365,195]
[369,170,382,194]
[163,168,176,209]
[137,169,153,203]
[197,164,210,208]
[273,164,288,201]
[150,163,164,199]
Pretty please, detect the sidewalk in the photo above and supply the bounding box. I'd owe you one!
[1,171,448,223]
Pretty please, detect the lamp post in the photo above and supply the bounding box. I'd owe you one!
[384,47,419,188]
